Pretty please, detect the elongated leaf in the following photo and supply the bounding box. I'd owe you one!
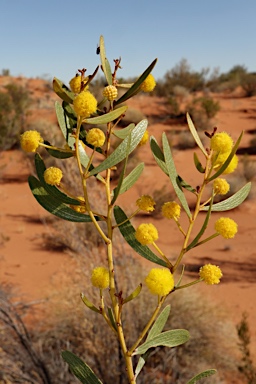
[135,305,171,378]
[80,293,100,313]
[114,58,157,106]
[44,141,74,159]
[113,123,135,139]
[111,133,131,205]
[62,101,77,129]
[177,175,196,193]
[186,369,217,384]
[108,307,117,332]
[117,163,144,195]
[28,176,102,222]
[194,152,205,173]
[123,284,142,304]
[201,182,251,212]
[99,35,112,85]
[114,206,167,267]
[35,153,80,205]
[90,120,148,176]
[61,351,103,384]
[53,77,75,103]
[147,305,171,340]
[162,133,191,218]
[186,113,207,156]
[134,329,190,355]
[207,131,243,182]
[85,106,127,125]
[186,193,214,251]
[150,136,168,175]
[55,101,76,149]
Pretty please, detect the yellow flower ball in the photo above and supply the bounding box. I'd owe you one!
[136,195,156,212]
[91,267,109,289]
[44,167,63,186]
[213,178,230,195]
[135,223,158,245]
[199,264,223,285]
[103,85,118,101]
[140,74,156,92]
[138,130,149,146]
[213,152,239,175]
[69,75,82,93]
[145,268,174,296]
[86,128,105,148]
[73,91,97,118]
[71,196,86,213]
[215,217,238,239]
[210,132,233,153]
[162,201,181,220]
[20,130,43,152]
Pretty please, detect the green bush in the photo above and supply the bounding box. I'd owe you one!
[241,73,256,97]
[0,83,31,150]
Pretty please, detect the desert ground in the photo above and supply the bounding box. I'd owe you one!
[0,77,256,382]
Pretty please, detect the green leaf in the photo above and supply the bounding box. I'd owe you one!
[150,136,168,175]
[34,153,80,205]
[55,101,76,149]
[207,131,244,182]
[114,58,157,106]
[123,284,142,304]
[186,192,214,251]
[162,133,191,218]
[28,176,102,222]
[108,307,117,332]
[186,113,207,156]
[117,163,144,195]
[147,305,171,340]
[194,152,205,173]
[177,175,196,193]
[134,329,190,355]
[113,123,135,139]
[61,351,103,384]
[90,120,148,176]
[135,305,171,378]
[111,132,131,205]
[186,369,217,384]
[44,141,74,159]
[85,106,127,125]
[53,77,75,103]
[114,206,167,267]
[80,293,101,313]
[201,182,251,212]
[99,35,112,85]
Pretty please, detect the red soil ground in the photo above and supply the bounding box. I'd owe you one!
[0,78,256,378]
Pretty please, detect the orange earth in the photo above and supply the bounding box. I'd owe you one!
[0,77,256,376]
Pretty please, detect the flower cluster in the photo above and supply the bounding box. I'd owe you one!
[199,264,223,285]
[86,128,105,148]
[91,267,109,289]
[135,223,158,245]
[213,178,230,195]
[211,132,238,174]
[20,130,43,152]
[138,130,149,146]
[73,91,97,118]
[44,167,63,186]
[215,217,238,239]
[145,268,174,296]
[103,85,118,101]
[71,196,86,213]
[162,201,181,220]
[136,195,155,212]
[140,74,156,92]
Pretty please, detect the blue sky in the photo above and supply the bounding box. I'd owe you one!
[1,0,255,84]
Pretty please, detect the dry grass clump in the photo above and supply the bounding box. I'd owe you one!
[0,253,243,383]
